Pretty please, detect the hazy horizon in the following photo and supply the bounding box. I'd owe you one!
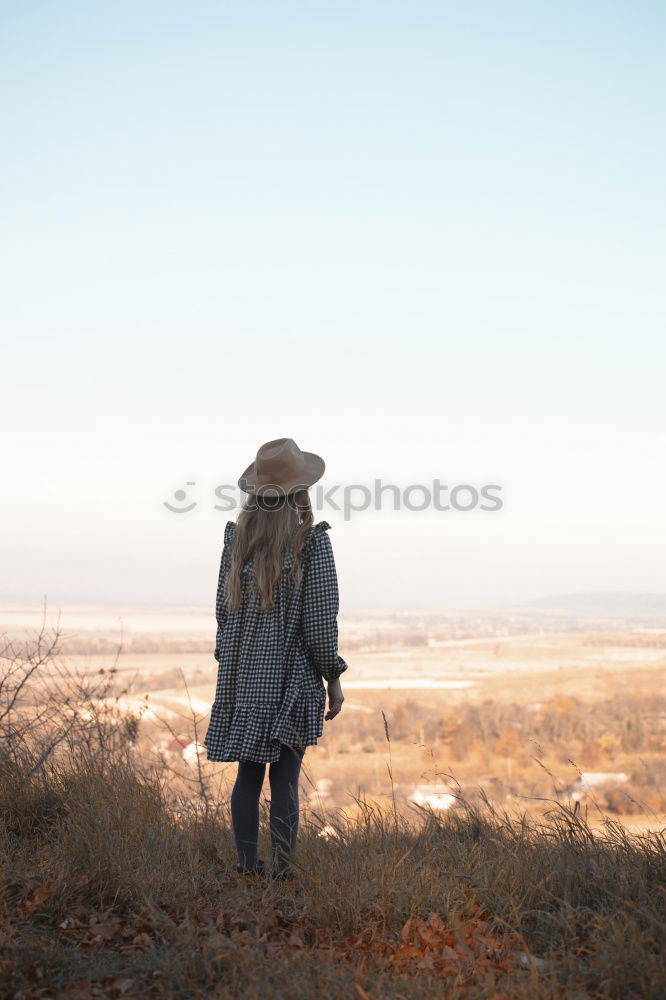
[3,589,666,618]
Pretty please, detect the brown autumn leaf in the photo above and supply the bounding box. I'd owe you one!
[20,887,53,912]
[440,944,460,961]
[132,932,153,948]
[416,952,437,971]
[87,924,117,941]
[101,976,136,996]
[427,911,446,934]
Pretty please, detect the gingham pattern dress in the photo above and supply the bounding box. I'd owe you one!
[203,520,349,764]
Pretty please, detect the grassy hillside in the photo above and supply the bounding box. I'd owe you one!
[2,744,665,999]
[1,628,665,998]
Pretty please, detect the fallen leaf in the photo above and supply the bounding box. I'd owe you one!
[132,932,153,948]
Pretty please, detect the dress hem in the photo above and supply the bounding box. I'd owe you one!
[203,734,323,765]
[202,691,326,764]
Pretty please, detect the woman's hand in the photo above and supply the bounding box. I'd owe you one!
[325,677,344,720]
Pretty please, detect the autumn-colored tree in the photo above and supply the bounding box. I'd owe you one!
[451,720,475,761]
[439,712,458,748]
[536,695,576,723]
[493,728,522,780]
[580,740,602,767]
[392,703,408,740]
[598,730,620,755]
[493,728,522,759]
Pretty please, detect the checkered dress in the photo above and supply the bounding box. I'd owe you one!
[203,520,349,764]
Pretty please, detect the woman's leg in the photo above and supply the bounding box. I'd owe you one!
[268,743,305,874]
[231,759,266,870]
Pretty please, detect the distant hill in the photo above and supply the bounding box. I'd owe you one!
[524,592,666,617]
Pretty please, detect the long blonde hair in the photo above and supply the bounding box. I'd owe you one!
[225,489,314,612]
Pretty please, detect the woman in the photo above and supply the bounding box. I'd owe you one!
[203,438,348,881]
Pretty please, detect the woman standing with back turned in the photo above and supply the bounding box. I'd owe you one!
[203,438,348,881]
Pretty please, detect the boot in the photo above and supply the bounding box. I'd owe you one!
[270,849,296,881]
[271,865,296,881]
[236,857,266,878]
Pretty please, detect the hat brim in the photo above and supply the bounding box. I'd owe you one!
[238,452,326,496]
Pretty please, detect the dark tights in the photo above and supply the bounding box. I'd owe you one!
[231,743,305,872]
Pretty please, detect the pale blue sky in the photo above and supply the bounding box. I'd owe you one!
[1,2,665,607]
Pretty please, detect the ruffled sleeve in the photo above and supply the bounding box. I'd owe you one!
[214,521,236,662]
[301,522,349,682]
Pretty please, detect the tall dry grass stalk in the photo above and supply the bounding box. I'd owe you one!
[381,709,398,832]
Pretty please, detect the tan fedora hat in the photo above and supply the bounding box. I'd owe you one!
[238,438,325,497]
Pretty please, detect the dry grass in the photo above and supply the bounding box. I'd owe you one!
[1,627,665,998]
[1,743,665,999]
